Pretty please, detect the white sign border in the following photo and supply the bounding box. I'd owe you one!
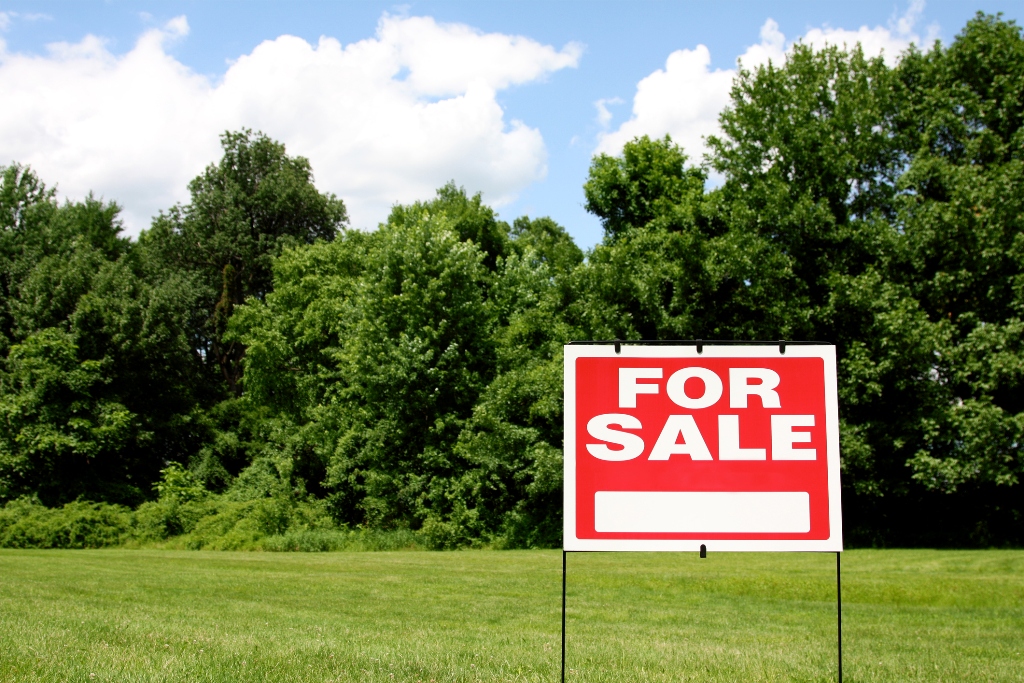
[563,344,843,552]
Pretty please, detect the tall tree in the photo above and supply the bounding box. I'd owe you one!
[576,15,1024,545]
[575,135,806,342]
[141,130,347,396]
[584,134,708,243]
[0,167,202,505]
[234,187,579,546]
[386,182,510,270]
[893,15,1024,520]
[235,197,495,529]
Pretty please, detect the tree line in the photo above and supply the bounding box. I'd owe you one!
[1,13,1022,548]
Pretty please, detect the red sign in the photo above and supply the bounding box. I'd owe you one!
[564,345,842,551]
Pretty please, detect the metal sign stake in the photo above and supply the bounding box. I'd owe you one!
[837,551,843,682]
[561,550,567,683]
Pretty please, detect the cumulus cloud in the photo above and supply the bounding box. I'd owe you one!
[801,0,938,65]
[0,14,582,233]
[595,1,934,161]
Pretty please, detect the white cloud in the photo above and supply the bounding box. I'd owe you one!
[800,0,937,66]
[594,97,623,128]
[0,14,581,234]
[596,2,933,161]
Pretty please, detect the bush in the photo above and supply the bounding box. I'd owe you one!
[130,495,329,549]
[0,498,133,548]
[0,495,428,552]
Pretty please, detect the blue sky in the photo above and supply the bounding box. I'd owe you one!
[1,1,1021,247]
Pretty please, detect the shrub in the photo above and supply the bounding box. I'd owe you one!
[0,498,133,548]
[132,494,342,550]
[0,495,428,551]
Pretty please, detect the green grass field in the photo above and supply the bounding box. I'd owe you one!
[0,549,1021,682]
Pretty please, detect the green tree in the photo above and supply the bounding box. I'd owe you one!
[584,135,708,243]
[238,207,495,531]
[447,215,582,547]
[141,130,347,397]
[0,328,140,504]
[702,40,943,538]
[0,165,58,356]
[577,14,1024,545]
[575,135,807,342]
[234,187,579,546]
[327,211,495,530]
[892,15,1024,516]
[0,167,204,505]
[386,182,510,270]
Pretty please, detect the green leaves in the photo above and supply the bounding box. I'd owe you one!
[584,135,707,241]
[0,165,208,507]
[232,185,576,545]
[4,15,1024,547]
[233,192,497,532]
[0,328,144,504]
[141,129,347,396]
[321,211,497,528]
[574,15,1024,544]
[154,462,208,503]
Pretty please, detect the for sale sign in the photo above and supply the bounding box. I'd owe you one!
[564,344,842,552]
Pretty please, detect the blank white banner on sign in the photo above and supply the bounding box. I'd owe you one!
[594,491,811,533]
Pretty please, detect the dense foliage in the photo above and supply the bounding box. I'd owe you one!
[0,166,203,506]
[1,14,1022,548]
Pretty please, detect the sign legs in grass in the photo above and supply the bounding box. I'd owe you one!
[558,548,844,682]
[561,550,566,683]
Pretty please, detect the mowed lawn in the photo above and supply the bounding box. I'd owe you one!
[0,549,1022,682]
